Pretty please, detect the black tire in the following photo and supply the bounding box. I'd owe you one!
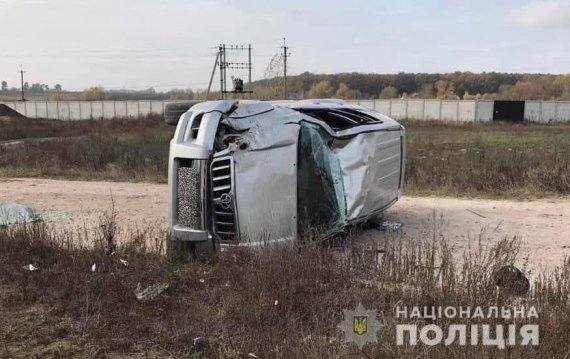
[164,101,200,125]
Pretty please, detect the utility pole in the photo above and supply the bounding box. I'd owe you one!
[219,44,225,99]
[18,66,25,101]
[281,38,288,100]
[248,44,252,98]
[206,50,220,100]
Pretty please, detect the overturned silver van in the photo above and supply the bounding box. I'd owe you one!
[167,99,405,256]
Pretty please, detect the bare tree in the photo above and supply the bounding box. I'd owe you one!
[307,80,334,98]
[379,86,398,99]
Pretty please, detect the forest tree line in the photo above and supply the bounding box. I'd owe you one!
[251,72,570,101]
[4,72,570,102]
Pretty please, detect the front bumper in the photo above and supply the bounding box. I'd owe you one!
[171,224,211,242]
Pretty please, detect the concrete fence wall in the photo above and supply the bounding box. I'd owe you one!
[4,100,177,121]
[523,101,570,123]
[352,99,569,122]
[3,99,570,122]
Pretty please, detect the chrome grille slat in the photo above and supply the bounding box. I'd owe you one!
[213,184,231,191]
[212,165,230,171]
[215,211,233,216]
[212,174,231,181]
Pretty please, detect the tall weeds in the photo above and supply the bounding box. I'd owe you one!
[1,218,569,358]
[404,120,570,197]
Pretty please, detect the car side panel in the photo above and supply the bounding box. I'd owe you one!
[333,129,403,222]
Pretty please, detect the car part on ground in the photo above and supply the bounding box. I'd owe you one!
[167,99,405,257]
[0,202,40,226]
[494,265,530,296]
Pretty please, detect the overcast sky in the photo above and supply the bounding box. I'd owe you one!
[1,0,569,91]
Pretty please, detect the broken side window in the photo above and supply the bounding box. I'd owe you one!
[297,123,347,239]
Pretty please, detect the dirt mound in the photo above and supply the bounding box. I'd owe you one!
[0,104,27,123]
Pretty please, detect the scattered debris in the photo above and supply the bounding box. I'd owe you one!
[23,264,39,272]
[36,210,74,222]
[0,202,40,226]
[191,336,208,352]
[376,221,404,231]
[466,208,486,218]
[494,265,530,296]
[274,300,279,306]
[199,278,205,284]
[134,282,169,302]
[91,263,97,272]
[119,259,128,267]
[248,354,259,359]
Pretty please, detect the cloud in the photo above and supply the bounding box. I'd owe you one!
[0,0,48,4]
[508,1,570,28]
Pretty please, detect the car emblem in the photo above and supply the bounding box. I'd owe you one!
[219,193,232,210]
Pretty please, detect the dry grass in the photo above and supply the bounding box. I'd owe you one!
[2,117,570,197]
[1,214,569,358]
[0,115,173,182]
[403,120,570,198]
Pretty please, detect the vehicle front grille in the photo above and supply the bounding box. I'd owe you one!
[211,157,237,242]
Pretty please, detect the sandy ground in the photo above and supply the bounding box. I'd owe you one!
[1,178,569,272]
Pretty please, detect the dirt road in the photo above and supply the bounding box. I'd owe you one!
[1,178,569,271]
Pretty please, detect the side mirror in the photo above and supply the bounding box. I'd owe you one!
[164,101,200,126]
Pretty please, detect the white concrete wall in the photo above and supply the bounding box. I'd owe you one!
[407,99,424,119]
[375,100,391,115]
[3,99,570,122]
[424,100,441,120]
[476,100,494,122]
[139,101,151,116]
[36,102,48,119]
[524,101,570,122]
[542,102,557,123]
[458,101,476,122]
[390,100,408,120]
[349,99,487,122]
[557,102,570,122]
[92,102,104,118]
[357,100,376,110]
[441,101,458,121]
